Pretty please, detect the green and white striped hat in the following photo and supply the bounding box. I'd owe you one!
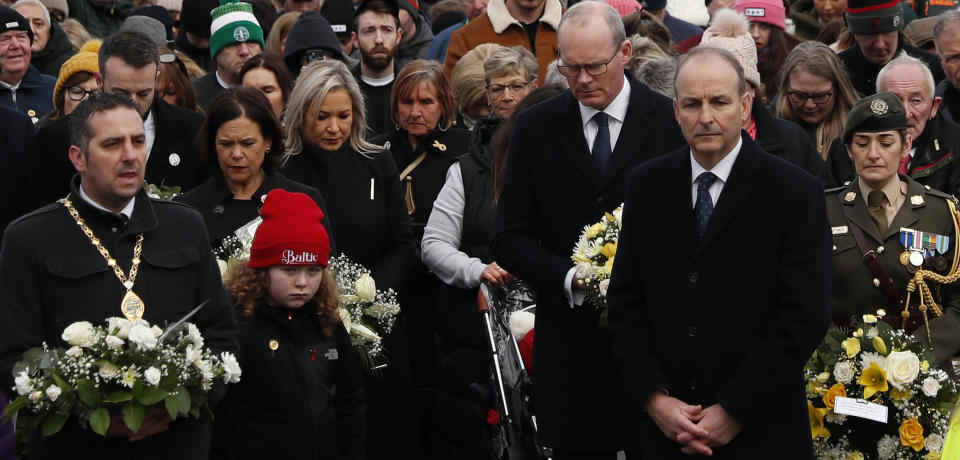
[209,0,264,58]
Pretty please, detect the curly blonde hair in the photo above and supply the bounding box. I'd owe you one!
[224,262,341,335]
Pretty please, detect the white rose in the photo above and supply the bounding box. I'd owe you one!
[922,376,942,397]
[151,325,163,338]
[99,362,119,379]
[45,385,61,402]
[355,274,377,302]
[29,391,43,403]
[598,279,610,297]
[186,323,204,348]
[65,346,84,358]
[351,323,381,342]
[884,351,921,390]
[144,367,161,386]
[926,433,944,452]
[833,361,855,384]
[107,317,133,339]
[14,371,31,395]
[128,324,157,350]
[105,335,124,350]
[338,308,353,332]
[220,352,242,384]
[61,321,95,347]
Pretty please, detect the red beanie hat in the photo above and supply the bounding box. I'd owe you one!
[248,190,331,268]
[735,0,786,29]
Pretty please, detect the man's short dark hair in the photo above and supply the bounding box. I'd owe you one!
[98,29,161,77]
[354,0,400,30]
[68,93,141,153]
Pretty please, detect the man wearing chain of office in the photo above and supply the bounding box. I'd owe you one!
[0,93,238,460]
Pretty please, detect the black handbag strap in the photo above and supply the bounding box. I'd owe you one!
[839,195,907,309]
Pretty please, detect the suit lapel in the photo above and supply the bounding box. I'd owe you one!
[695,136,760,255]
[843,181,886,244]
[551,92,600,189]
[664,150,698,258]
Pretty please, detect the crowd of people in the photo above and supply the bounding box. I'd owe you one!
[2,0,960,457]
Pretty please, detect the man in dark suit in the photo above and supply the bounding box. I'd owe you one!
[22,29,208,213]
[491,1,685,457]
[606,46,832,459]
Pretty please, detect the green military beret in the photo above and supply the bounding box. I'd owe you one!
[843,91,907,145]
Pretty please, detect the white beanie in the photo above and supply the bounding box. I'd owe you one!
[699,8,762,89]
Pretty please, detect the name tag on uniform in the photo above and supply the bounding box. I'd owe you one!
[832,226,849,235]
[834,396,888,423]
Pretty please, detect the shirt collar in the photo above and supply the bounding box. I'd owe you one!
[215,70,231,89]
[858,175,903,206]
[578,74,631,127]
[77,183,137,219]
[690,136,743,184]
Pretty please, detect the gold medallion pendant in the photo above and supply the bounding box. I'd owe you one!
[121,290,146,322]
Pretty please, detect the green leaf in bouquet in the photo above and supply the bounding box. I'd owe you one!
[40,411,69,437]
[875,319,894,335]
[2,395,29,423]
[13,347,45,376]
[38,348,59,370]
[122,402,145,433]
[171,386,190,415]
[824,329,845,350]
[103,390,133,403]
[164,394,180,421]
[89,408,110,436]
[50,372,73,393]
[135,386,166,406]
[77,378,100,407]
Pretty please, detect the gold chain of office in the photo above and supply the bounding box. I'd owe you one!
[59,195,146,321]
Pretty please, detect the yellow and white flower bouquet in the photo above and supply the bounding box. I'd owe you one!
[805,313,959,459]
[4,317,240,438]
[328,254,400,371]
[570,204,623,309]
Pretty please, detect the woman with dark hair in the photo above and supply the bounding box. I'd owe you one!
[240,52,294,121]
[175,86,334,255]
[421,85,563,458]
[735,0,803,103]
[156,48,199,111]
[38,39,100,128]
[213,189,364,460]
[622,9,672,55]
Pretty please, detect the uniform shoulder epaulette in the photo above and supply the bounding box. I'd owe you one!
[825,185,846,194]
[922,186,959,203]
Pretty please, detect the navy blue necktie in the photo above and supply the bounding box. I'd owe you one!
[694,172,718,236]
[592,112,611,173]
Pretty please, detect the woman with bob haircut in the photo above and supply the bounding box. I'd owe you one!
[240,53,294,121]
[773,41,859,158]
[213,188,365,460]
[280,59,421,458]
[175,87,334,256]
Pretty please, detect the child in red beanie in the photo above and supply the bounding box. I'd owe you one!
[212,189,365,460]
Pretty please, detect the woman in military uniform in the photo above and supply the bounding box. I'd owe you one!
[826,91,960,365]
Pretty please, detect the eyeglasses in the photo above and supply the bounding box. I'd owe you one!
[302,49,335,66]
[160,52,190,78]
[488,81,531,98]
[556,50,619,77]
[787,90,833,105]
[66,87,100,101]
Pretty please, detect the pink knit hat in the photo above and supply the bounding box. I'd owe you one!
[700,9,762,89]
[734,0,786,29]
[604,0,642,16]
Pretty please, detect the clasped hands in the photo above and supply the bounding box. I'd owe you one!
[645,392,742,456]
[106,408,173,442]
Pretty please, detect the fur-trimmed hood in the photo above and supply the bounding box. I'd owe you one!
[485,0,562,34]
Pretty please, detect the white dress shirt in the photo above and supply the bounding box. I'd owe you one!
[690,137,743,208]
[78,184,136,219]
[144,109,156,161]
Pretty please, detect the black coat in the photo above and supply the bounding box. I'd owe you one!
[192,71,226,113]
[752,103,824,177]
[281,142,422,459]
[0,177,239,460]
[936,79,960,125]
[821,113,960,197]
[174,169,337,255]
[0,65,55,121]
[491,75,686,451]
[32,21,75,78]
[607,135,832,459]
[838,37,945,98]
[0,106,34,233]
[22,97,209,213]
[211,306,364,460]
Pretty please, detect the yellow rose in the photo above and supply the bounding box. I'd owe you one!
[600,242,617,259]
[859,363,889,399]
[863,314,878,323]
[585,223,605,239]
[847,453,865,460]
[899,418,924,451]
[808,401,830,439]
[841,338,861,357]
[922,361,930,372]
[604,257,615,273]
[873,336,888,355]
[853,328,863,337]
[823,383,846,410]
[889,386,913,401]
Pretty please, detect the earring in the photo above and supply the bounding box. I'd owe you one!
[265,147,271,154]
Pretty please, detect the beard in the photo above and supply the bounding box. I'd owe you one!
[360,46,396,72]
